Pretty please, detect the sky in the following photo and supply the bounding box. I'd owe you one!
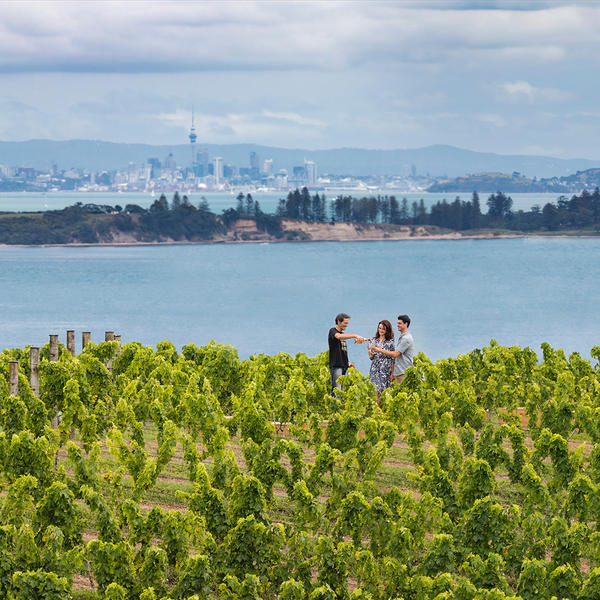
[1,0,600,159]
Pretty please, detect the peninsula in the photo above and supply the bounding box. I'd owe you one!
[0,187,598,245]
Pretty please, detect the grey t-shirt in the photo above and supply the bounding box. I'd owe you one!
[393,331,414,376]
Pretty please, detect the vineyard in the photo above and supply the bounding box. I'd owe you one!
[1,338,600,600]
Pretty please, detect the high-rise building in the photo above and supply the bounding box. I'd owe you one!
[293,166,306,179]
[263,159,273,176]
[275,169,288,189]
[163,153,177,171]
[224,164,236,179]
[249,151,259,170]
[128,162,138,185]
[196,150,209,177]
[147,158,161,179]
[304,160,317,185]
[213,157,224,186]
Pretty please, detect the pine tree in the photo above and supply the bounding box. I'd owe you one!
[471,191,481,229]
[236,192,245,215]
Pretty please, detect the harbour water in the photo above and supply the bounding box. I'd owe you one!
[1,237,599,374]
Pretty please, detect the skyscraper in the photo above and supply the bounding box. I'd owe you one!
[196,150,209,177]
[163,153,176,171]
[213,157,224,186]
[249,151,260,179]
[304,160,317,185]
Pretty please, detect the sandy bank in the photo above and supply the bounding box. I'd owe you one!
[0,219,538,248]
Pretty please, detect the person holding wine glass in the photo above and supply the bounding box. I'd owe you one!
[368,319,395,402]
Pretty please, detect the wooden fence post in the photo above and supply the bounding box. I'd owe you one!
[105,331,115,372]
[49,334,59,362]
[66,330,75,357]
[82,331,91,350]
[9,361,18,397]
[30,347,40,398]
[49,334,59,429]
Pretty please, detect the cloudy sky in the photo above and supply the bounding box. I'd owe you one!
[1,0,600,158]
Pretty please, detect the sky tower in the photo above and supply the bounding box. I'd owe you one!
[188,108,197,168]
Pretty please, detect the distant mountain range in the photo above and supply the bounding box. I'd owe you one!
[0,140,598,179]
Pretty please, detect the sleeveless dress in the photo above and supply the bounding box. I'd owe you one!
[369,338,395,393]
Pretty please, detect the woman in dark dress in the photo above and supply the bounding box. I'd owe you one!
[368,319,395,402]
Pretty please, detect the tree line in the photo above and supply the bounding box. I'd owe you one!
[275,187,600,232]
[1,188,600,245]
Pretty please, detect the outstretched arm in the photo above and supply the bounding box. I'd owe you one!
[371,345,400,358]
[335,332,366,342]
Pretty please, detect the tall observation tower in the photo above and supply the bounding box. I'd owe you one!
[188,108,197,168]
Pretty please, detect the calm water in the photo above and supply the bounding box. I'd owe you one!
[1,238,598,374]
[0,191,565,215]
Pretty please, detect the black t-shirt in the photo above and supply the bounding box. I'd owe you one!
[328,327,349,368]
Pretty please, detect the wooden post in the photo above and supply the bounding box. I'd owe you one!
[49,334,59,429]
[30,347,40,398]
[82,331,91,350]
[9,361,18,397]
[105,331,115,372]
[49,334,59,361]
[66,330,75,356]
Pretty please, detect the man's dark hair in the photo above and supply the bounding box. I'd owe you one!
[398,314,411,327]
[335,313,350,324]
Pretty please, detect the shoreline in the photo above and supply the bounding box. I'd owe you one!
[3,232,598,249]
[0,218,598,248]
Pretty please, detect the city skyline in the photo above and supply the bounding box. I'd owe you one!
[1,1,600,160]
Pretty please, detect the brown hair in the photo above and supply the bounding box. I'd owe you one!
[374,319,394,340]
[335,313,350,324]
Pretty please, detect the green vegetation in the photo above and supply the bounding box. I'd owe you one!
[1,187,600,245]
[0,193,222,245]
[427,168,600,194]
[276,187,600,234]
[1,338,600,598]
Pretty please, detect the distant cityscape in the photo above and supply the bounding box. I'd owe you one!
[0,120,432,194]
[0,154,430,194]
[2,119,600,196]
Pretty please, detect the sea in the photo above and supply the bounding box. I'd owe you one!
[1,234,599,375]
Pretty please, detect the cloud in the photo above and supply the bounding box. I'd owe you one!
[261,111,325,128]
[0,99,40,114]
[0,1,599,158]
[156,108,327,144]
[0,2,598,74]
[476,113,508,128]
[499,81,571,104]
[520,144,565,157]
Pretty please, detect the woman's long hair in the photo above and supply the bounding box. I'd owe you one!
[374,319,394,341]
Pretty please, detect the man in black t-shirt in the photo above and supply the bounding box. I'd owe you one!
[328,313,365,391]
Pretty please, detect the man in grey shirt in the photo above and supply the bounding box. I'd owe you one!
[371,314,414,384]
